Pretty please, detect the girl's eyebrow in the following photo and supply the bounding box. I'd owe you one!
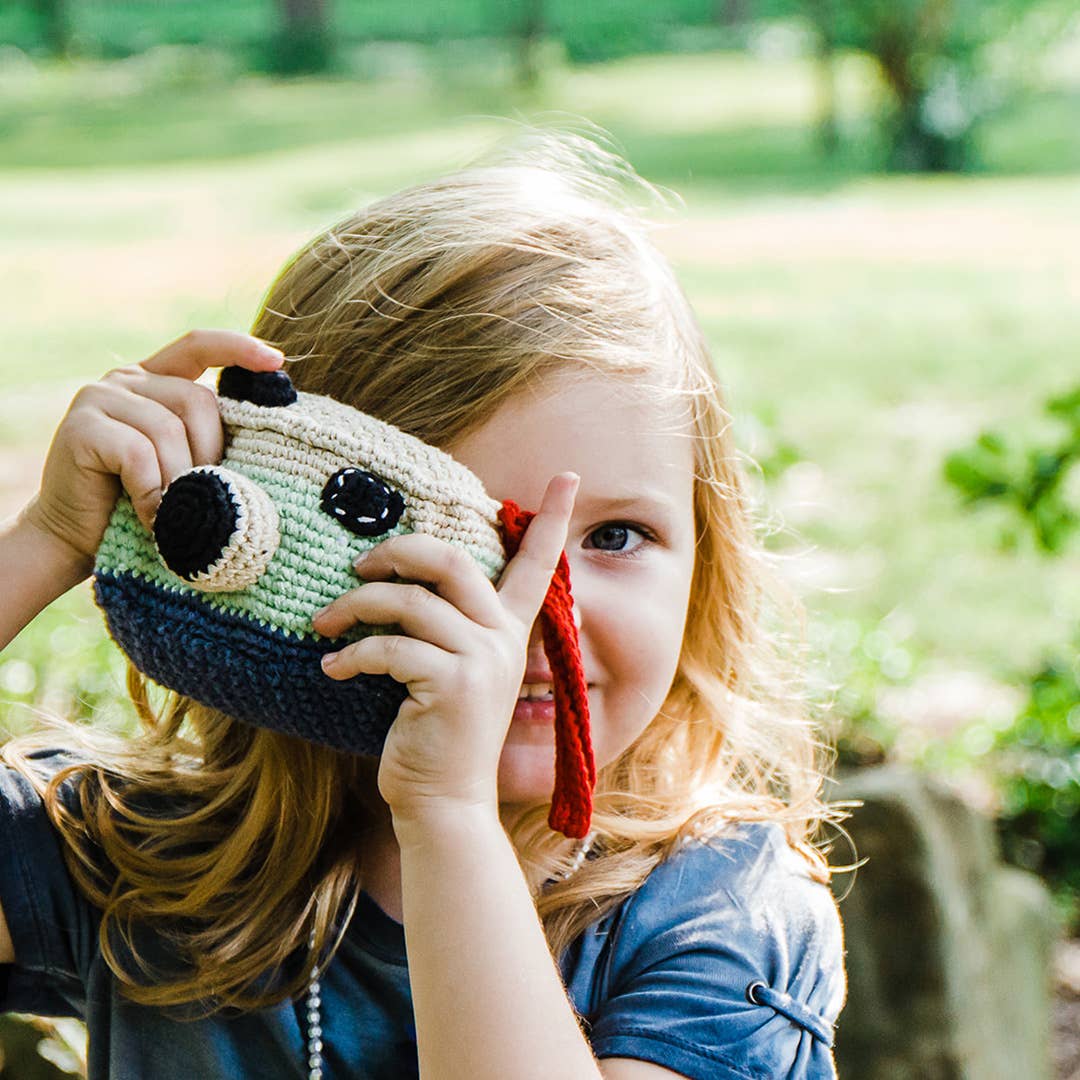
[575,492,677,519]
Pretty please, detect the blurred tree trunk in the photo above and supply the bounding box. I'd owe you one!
[516,0,544,90]
[714,0,749,24]
[32,0,69,58]
[802,0,974,172]
[870,4,969,171]
[281,0,327,31]
[273,0,333,74]
[802,0,840,156]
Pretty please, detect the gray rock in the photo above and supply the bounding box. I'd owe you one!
[830,765,1058,1080]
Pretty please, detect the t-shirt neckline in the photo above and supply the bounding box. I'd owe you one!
[349,889,407,964]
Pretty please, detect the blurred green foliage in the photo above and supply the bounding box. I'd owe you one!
[945,384,1080,554]
[813,0,984,165]
[0,587,136,742]
[800,0,1076,168]
[813,617,910,769]
[993,650,1080,924]
[0,0,785,65]
[1,0,1076,175]
[944,383,1080,924]
[2,0,1075,175]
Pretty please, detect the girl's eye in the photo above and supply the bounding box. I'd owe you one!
[584,522,654,558]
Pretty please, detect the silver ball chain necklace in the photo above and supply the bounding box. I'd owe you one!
[302,829,597,1080]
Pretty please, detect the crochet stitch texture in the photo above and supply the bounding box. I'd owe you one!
[92,366,595,836]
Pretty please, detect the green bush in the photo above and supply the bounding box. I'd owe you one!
[992,648,1080,924]
[944,380,1080,923]
[944,383,1080,555]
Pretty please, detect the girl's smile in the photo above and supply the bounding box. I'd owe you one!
[444,371,697,811]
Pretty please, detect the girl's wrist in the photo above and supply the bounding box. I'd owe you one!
[0,504,94,652]
[13,497,95,584]
[390,799,503,851]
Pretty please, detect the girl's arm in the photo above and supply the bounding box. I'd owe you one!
[396,808,604,1080]
[0,502,94,652]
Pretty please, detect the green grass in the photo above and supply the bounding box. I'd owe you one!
[1,46,1079,746]
[677,176,1080,681]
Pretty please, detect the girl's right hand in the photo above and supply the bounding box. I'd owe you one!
[20,329,286,574]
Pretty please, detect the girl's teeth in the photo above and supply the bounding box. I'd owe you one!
[518,683,554,701]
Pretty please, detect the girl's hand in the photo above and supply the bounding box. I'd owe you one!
[312,472,580,828]
[20,330,285,573]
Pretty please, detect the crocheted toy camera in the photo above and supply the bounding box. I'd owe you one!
[92,366,595,836]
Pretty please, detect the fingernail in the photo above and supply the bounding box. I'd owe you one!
[313,605,330,620]
[353,551,371,569]
[321,652,339,670]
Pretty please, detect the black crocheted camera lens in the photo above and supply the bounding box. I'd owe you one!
[320,468,405,537]
[155,471,239,579]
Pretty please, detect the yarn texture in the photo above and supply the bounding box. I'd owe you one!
[92,367,595,837]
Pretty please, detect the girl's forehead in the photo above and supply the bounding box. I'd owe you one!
[447,373,695,509]
[499,370,689,433]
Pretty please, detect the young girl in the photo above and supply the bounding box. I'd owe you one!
[0,128,848,1079]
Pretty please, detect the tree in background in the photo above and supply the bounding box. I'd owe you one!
[800,0,842,155]
[799,0,1070,171]
[516,0,545,90]
[269,0,333,75]
[32,0,68,58]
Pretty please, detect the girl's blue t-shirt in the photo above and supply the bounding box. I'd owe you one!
[0,750,846,1079]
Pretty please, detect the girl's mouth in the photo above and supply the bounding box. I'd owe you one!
[512,697,557,724]
[513,684,593,724]
[518,682,554,702]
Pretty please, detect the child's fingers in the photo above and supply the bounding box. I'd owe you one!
[99,367,224,468]
[79,414,166,531]
[139,329,284,383]
[321,634,453,689]
[81,383,195,497]
[315,578,482,654]
[336,533,506,631]
[495,473,579,622]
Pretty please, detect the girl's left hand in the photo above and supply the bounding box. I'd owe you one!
[311,472,580,829]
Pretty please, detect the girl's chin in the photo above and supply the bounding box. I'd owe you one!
[498,699,605,809]
[497,743,557,806]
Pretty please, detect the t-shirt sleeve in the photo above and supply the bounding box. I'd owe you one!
[0,750,101,1018]
[588,825,846,1080]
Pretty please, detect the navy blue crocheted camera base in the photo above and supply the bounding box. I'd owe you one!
[93,571,407,757]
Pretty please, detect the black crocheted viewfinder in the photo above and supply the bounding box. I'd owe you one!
[218,366,298,407]
[320,468,405,538]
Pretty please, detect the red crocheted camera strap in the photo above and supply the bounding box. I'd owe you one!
[497,499,595,839]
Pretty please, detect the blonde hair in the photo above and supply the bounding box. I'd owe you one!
[2,123,850,1014]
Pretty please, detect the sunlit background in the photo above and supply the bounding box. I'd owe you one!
[0,1,1078,1076]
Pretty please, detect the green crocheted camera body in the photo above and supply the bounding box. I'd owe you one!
[91,366,506,754]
